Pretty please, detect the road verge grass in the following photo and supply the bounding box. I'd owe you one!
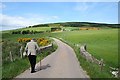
[2,39,58,80]
[58,38,116,78]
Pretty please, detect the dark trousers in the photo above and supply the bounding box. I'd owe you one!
[28,55,36,72]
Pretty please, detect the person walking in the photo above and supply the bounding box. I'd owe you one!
[25,38,40,73]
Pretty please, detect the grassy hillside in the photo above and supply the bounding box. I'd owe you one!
[50,29,118,78]
[2,22,119,78]
[2,29,118,68]
[30,22,119,28]
[18,27,51,32]
[51,29,118,68]
[3,22,119,33]
[2,34,57,79]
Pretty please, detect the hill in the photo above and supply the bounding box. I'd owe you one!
[2,22,119,33]
[29,22,119,28]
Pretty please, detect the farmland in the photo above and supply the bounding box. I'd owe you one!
[50,29,118,78]
[51,29,118,68]
[17,27,51,32]
[2,22,119,78]
[3,28,118,67]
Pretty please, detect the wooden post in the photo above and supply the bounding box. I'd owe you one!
[52,43,53,49]
[84,44,87,51]
[118,68,120,78]
[20,46,23,58]
[40,59,42,70]
[9,51,13,62]
[40,53,42,70]
[99,58,104,71]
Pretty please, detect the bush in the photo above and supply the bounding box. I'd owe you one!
[2,40,21,64]
[2,38,57,79]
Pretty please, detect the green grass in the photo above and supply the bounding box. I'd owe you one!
[2,28,118,78]
[2,32,51,42]
[2,42,57,79]
[2,32,57,79]
[62,27,79,31]
[19,27,51,31]
[51,29,118,68]
[64,42,113,78]
[50,29,118,78]
[2,29,118,68]
[0,30,2,79]
[2,58,29,79]
[0,53,2,80]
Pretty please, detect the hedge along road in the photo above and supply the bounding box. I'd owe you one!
[15,38,89,78]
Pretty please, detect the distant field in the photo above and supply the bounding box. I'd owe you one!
[21,27,78,31]
[51,29,118,68]
[63,27,79,31]
[15,27,51,32]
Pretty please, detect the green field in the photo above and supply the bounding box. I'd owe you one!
[2,28,118,78]
[50,29,118,78]
[11,26,79,33]
[19,27,51,31]
[3,29,118,67]
[51,29,118,68]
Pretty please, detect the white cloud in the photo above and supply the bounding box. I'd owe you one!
[1,14,38,27]
[0,13,60,30]
[1,14,38,30]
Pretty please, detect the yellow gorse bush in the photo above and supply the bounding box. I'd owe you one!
[17,38,50,46]
[37,38,49,46]
[17,38,32,43]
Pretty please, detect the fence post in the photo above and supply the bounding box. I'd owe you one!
[52,43,53,49]
[99,58,104,71]
[84,44,87,51]
[20,46,23,58]
[9,51,13,62]
[118,68,120,78]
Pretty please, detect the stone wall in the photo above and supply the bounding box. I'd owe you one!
[80,45,119,77]
[40,44,53,51]
[80,45,103,65]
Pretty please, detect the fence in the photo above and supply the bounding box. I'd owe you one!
[80,45,104,71]
[40,44,53,52]
[9,43,53,60]
[7,43,53,66]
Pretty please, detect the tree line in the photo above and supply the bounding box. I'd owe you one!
[12,30,45,34]
[29,22,120,28]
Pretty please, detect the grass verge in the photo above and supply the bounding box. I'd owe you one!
[58,38,117,78]
[2,40,58,80]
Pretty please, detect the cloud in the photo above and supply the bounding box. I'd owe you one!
[1,14,38,27]
[0,13,60,30]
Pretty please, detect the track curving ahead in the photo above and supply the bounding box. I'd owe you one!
[16,38,89,78]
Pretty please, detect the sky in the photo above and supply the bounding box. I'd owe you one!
[0,2,118,30]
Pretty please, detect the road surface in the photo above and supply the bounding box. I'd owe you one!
[16,38,89,78]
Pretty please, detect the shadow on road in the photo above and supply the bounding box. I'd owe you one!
[35,64,51,72]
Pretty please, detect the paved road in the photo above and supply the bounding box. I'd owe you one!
[16,38,89,78]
